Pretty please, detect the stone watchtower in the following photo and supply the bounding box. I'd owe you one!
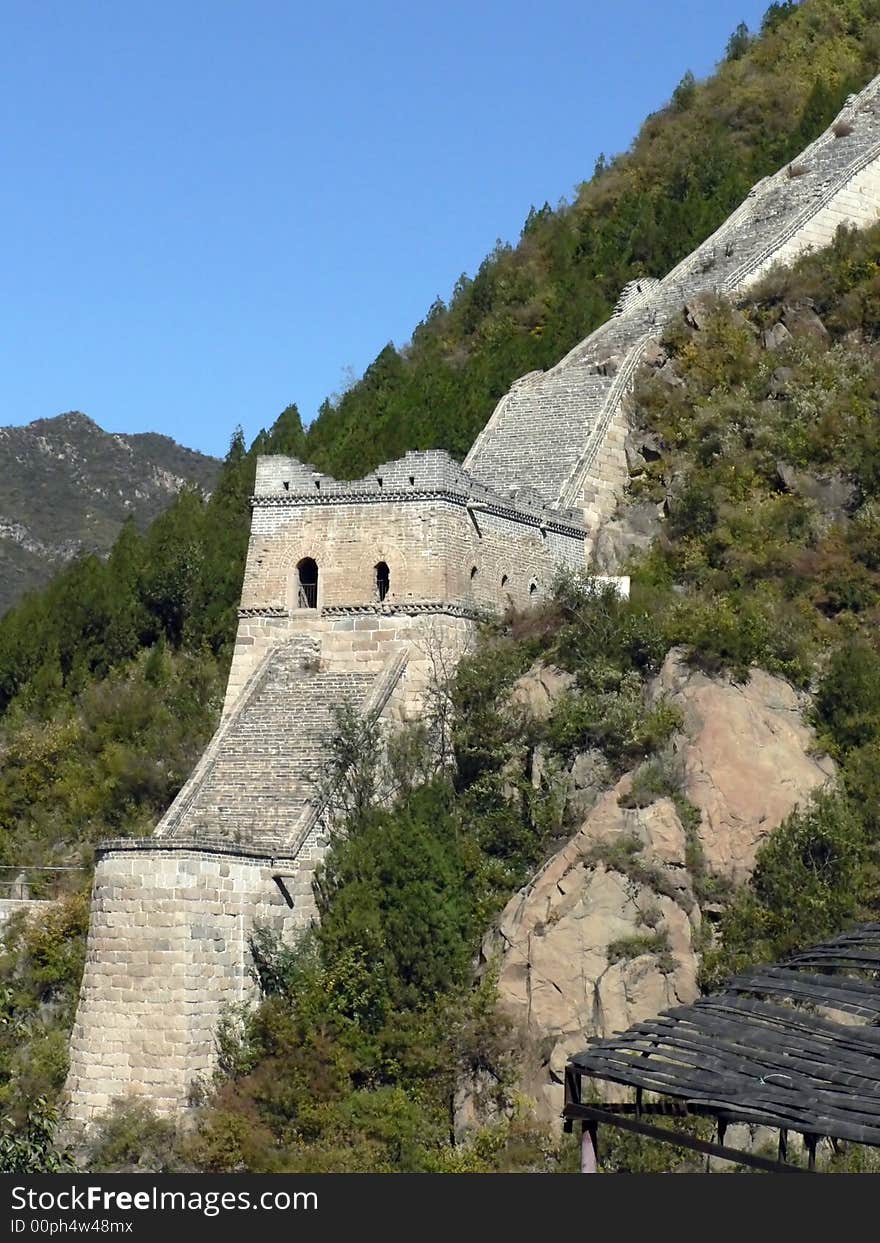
[65,73,880,1124]
[224,449,585,710]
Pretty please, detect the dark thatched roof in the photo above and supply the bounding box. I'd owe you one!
[568,924,880,1146]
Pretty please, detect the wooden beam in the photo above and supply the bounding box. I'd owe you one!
[595,1101,689,1116]
[563,1103,810,1174]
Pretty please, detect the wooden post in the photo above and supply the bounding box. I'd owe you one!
[563,1065,580,1135]
[707,1119,727,1173]
[581,1121,598,1173]
[778,1129,788,1164]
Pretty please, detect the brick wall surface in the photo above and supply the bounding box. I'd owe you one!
[65,845,303,1125]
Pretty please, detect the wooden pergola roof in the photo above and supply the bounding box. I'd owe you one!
[563,924,880,1172]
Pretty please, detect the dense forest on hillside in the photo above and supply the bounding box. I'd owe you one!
[0,413,220,615]
[302,0,880,476]
[4,0,880,1173]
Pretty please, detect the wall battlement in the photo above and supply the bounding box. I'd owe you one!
[64,70,880,1127]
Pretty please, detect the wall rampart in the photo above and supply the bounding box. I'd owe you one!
[65,843,304,1125]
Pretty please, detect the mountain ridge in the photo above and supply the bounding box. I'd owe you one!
[0,410,220,615]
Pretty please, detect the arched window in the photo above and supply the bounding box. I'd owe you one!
[529,580,538,598]
[296,557,319,609]
[375,561,390,602]
[501,574,509,589]
[470,565,478,581]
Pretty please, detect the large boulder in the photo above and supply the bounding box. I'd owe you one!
[781,302,829,344]
[482,783,699,1126]
[762,321,792,351]
[775,461,856,522]
[508,664,575,722]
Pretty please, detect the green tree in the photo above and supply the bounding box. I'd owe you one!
[725,22,751,61]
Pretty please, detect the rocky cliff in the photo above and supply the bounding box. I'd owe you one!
[478,649,835,1128]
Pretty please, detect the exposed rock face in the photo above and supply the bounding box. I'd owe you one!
[775,461,856,522]
[781,301,830,343]
[592,501,663,574]
[762,321,792,350]
[485,783,700,1124]
[509,664,575,722]
[478,650,835,1129]
[652,650,835,883]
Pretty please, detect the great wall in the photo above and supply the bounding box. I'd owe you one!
[62,74,880,1125]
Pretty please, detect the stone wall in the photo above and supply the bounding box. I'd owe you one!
[225,453,583,711]
[748,149,880,282]
[243,488,583,614]
[465,74,880,548]
[65,842,304,1125]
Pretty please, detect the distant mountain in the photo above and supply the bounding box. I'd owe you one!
[0,412,220,614]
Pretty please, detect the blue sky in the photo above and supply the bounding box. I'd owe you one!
[0,1,772,458]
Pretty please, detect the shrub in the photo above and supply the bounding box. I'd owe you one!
[812,637,880,755]
[701,788,873,988]
[0,1097,72,1173]
[0,888,90,1125]
[86,1099,181,1173]
[606,930,673,972]
[618,748,685,808]
[547,682,682,773]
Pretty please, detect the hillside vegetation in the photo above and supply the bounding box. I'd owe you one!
[302,0,880,476]
[141,219,880,1174]
[0,413,219,615]
[3,0,880,1173]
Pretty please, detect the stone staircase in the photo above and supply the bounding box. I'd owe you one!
[466,76,880,514]
[157,638,375,853]
[464,370,613,505]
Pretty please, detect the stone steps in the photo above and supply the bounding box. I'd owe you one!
[465,371,613,505]
[164,644,375,849]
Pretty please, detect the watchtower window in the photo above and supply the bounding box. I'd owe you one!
[375,561,390,602]
[470,566,478,580]
[296,557,319,609]
[501,574,509,588]
[529,581,538,597]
